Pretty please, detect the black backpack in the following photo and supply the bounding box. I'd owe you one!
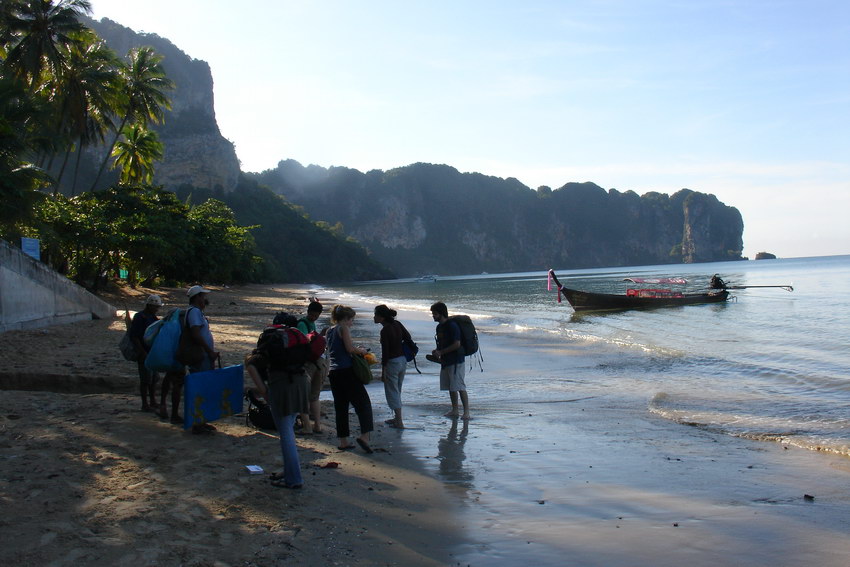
[447,315,479,355]
[447,315,483,371]
[256,326,311,374]
[245,389,276,431]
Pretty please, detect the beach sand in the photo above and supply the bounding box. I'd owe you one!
[2,284,850,566]
[0,284,460,566]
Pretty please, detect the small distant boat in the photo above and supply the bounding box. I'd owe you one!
[415,275,437,283]
[623,277,688,285]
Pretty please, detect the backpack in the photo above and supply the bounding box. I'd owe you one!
[118,331,138,361]
[245,389,276,431]
[447,315,478,356]
[256,325,311,373]
[306,331,327,362]
[143,308,180,347]
[398,322,421,374]
[144,308,186,372]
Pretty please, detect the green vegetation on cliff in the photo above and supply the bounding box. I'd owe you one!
[250,161,744,277]
[176,177,394,283]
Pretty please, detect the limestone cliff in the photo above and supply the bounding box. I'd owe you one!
[76,17,241,193]
[250,161,745,276]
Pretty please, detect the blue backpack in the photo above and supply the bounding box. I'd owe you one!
[144,309,185,372]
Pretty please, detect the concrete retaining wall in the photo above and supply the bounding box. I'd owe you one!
[0,239,116,333]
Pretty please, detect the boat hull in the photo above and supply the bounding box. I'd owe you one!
[562,287,729,312]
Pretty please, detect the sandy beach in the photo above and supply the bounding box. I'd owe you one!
[2,283,850,566]
[0,284,461,566]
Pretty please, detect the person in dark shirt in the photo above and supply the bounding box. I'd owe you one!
[430,302,471,420]
[373,304,413,428]
[129,294,162,412]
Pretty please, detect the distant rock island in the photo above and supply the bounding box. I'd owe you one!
[755,252,777,260]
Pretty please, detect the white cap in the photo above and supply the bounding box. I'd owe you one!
[187,285,211,298]
[144,294,163,306]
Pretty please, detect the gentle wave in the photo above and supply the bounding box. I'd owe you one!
[333,256,850,460]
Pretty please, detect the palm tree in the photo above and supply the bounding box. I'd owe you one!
[0,76,50,231]
[51,32,121,194]
[1,0,91,90]
[90,46,173,191]
[111,124,163,186]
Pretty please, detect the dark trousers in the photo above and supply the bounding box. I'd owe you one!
[328,366,374,438]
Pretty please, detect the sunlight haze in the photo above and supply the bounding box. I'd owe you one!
[89,0,850,260]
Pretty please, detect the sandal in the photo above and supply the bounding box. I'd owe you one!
[270,478,302,489]
[356,438,374,454]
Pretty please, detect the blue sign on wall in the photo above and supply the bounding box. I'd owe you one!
[20,237,40,261]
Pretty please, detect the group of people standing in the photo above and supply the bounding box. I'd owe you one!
[128,285,219,434]
[245,299,475,490]
[127,288,473,490]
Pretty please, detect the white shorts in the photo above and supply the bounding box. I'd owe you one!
[439,363,466,392]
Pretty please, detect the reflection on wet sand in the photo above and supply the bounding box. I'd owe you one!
[437,418,472,489]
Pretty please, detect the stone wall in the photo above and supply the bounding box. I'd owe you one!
[0,240,116,333]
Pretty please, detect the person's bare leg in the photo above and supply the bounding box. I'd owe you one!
[158,374,170,418]
[459,390,471,420]
[444,391,460,417]
[170,372,183,422]
[310,400,322,432]
[299,412,312,434]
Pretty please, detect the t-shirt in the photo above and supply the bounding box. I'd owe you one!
[129,311,158,353]
[296,316,316,335]
[435,320,464,367]
[186,306,214,352]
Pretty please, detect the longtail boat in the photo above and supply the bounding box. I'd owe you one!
[560,285,730,312]
[548,270,792,312]
[549,269,729,312]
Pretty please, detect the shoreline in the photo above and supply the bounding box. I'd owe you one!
[2,282,850,565]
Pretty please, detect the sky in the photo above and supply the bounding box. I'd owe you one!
[89,0,850,259]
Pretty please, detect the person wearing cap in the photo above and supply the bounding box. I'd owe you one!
[185,285,219,371]
[158,285,220,428]
[129,295,162,412]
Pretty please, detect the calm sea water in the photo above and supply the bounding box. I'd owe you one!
[324,255,850,458]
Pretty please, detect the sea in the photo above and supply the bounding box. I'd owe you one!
[325,254,850,459]
[315,254,850,564]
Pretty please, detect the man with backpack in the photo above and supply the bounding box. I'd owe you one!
[129,294,162,412]
[430,302,471,421]
[296,300,327,434]
[158,285,220,431]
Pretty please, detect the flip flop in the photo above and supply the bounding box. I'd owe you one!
[337,445,355,451]
[356,438,374,454]
[270,478,302,489]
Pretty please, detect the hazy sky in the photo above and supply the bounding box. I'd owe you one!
[90,1,849,259]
